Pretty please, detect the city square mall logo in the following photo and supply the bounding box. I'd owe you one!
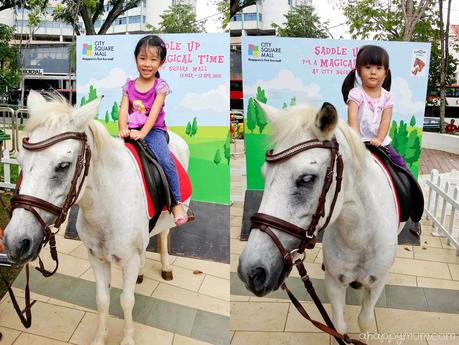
[248,44,259,57]
[82,43,93,56]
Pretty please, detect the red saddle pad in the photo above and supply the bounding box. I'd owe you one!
[125,142,192,218]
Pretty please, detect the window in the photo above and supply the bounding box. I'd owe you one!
[231,13,262,22]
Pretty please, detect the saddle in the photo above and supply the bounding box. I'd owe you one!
[124,138,176,231]
[365,144,424,223]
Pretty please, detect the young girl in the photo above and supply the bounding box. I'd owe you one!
[341,45,407,169]
[118,35,188,226]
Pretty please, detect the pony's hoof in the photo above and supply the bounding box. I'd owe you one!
[136,274,144,284]
[162,270,173,280]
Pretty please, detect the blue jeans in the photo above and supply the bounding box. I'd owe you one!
[143,128,181,203]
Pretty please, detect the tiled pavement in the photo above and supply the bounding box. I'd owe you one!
[230,145,459,345]
[0,231,230,344]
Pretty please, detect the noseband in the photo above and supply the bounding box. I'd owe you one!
[11,131,91,276]
[248,137,365,345]
[250,137,344,272]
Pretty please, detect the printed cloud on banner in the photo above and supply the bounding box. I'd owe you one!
[245,69,322,102]
[77,67,128,94]
[179,84,229,113]
[392,77,426,118]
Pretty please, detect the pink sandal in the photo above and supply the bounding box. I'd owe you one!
[174,214,189,226]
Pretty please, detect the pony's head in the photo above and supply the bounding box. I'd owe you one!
[238,101,367,296]
[3,91,100,264]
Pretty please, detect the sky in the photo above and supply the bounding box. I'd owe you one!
[195,0,223,33]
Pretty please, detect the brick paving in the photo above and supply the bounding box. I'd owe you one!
[420,148,459,175]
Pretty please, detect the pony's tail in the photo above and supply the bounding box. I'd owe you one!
[382,69,391,91]
[341,70,356,103]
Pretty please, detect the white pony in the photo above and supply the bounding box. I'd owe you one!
[3,91,190,345]
[238,102,402,336]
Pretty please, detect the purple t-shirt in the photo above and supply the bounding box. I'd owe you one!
[122,78,171,130]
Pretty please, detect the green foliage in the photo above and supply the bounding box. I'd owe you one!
[409,115,416,127]
[88,85,97,102]
[80,96,86,106]
[272,5,329,38]
[290,96,296,107]
[389,120,422,174]
[0,24,20,94]
[104,110,109,123]
[191,117,198,136]
[223,130,230,165]
[214,0,229,31]
[185,121,192,137]
[213,148,221,165]
[246,98,257,134]
[149,3,205,33]
[405,130,421,167]
[282,102,288,109]
[111,101,119,122]
[389,120,398,147]
[255,87,268,134]
[343,0,458,91]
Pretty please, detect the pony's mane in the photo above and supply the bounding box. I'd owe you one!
[271,104,368,166]
[25,92,122,154]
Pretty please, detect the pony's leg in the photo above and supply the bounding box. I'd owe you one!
[324,271,347,335]
[358,278,385,331]
[160,229,173,280]
[137,250,145,284]
[88,255,111,345]
[120,254,141,345]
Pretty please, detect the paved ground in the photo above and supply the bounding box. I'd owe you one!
[230,142,459,345]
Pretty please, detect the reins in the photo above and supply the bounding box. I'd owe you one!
[250,137,365,345]
[1,131,91,328]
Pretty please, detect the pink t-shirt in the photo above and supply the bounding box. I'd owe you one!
[122,78,171,130]
[347,86,393,146]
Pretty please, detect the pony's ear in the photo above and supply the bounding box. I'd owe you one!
[254,99,282,122]
[27,90,47,118]
[71,98,101,130]
[311,102,338,140]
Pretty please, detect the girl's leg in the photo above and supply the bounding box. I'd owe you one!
[143,129,186,222]
[385,144,408,170]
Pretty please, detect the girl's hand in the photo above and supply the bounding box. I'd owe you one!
[130,129,146,141]
[370,137,382,146]
[118,128,130,138]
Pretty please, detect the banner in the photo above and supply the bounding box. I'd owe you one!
[242,37,431,190]
[77,33,230,204]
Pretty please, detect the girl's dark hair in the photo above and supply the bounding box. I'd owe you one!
[341,45,392,103]
[134,35,167,78]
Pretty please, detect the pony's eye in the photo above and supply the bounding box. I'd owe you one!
[296,174,315,187]
[55,162,71,173]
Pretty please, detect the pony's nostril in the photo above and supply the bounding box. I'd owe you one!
[249,267,267,292]
[19,238,31,256]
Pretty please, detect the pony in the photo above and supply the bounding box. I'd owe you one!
[238,101,403,336]
[3,91,190,345]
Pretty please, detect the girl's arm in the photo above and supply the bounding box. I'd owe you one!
[347,101,360,134]
[130,92,167,140]
[118,94,130,138]
[371,107,392,146]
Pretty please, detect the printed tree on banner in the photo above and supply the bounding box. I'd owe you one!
[389,118,422,174]
[255,86,268,134]
[213,149,221,165]
[410,115,416,127]
[389,120,398,148]
[80,96,87,106]
[104,110,109,123]
[246,98,257,134]
[88,85,97,102]
[185,121,192,137]
[290,96,296,107]
[191,117,198,137]
[111,101,119,122]
[223,130,231,165]
[282,102,288,109]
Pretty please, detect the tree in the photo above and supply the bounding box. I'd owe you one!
[0,0,48,12]
[80,96,87,106]
[246,97,257,134]
[149,3,205,33]
[223,131,231,165]
[111,101,119,122]
[191,117,198,136]
[272,5,329,38]
[0,24,20,94]
[214,0,230,30]
[213,149,221,165]
[409,115,416,127]
[255,87,268,134]
[104,110,109,123]
[290,96,296,107]
[230,0,257,19]
[53,0,142,35]
[185,121,192,137]
[88,85,97,102]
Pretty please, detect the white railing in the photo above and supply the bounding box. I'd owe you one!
[0,149,18,190]
[424,169,459,256]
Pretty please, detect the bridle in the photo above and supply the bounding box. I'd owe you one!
[3,131,91,328]
[249,137,364,345]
